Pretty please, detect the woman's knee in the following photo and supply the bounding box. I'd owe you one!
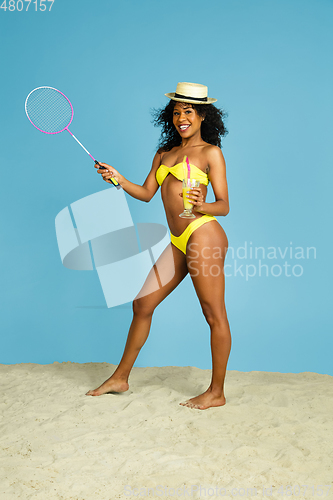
[132,297,156,317]
[201,302,228,327]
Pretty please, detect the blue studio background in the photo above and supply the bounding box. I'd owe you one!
[0,0,332,374]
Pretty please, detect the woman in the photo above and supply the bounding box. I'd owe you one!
[86,82,231,410]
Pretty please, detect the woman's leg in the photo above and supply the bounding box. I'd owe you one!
[86,243,188,396]
[180,220,231,409]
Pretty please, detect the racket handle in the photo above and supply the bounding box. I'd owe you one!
[95,161,122,190]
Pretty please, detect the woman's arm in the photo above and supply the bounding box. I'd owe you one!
[191,146,230,216]
[97,152,161,203]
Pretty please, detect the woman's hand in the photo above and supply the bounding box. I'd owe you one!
[179,187,205,211]
[94,162,123,186]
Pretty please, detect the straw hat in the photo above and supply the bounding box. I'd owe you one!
[165,82,217,104]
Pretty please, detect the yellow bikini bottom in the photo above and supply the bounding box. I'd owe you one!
[170,214,217,255]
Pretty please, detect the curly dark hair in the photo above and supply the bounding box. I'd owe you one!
[151,100,228,152]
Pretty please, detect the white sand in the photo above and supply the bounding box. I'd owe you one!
[0,363,332,500]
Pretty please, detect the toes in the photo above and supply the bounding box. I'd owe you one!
[182,401,204,409]
[180,401,197,409]
[179,399,205,409]
[86,390,96,396]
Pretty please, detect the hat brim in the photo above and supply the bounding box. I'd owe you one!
[165,93,217,104]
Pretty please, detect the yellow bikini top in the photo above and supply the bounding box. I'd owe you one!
[156,162,209,186]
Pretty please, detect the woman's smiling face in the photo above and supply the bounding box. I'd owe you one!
[172,102,204,138]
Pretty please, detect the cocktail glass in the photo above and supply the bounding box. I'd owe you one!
[179,179,200,218]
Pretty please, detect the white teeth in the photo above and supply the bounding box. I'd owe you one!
[180,125,189,130]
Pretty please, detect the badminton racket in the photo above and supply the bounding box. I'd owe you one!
[25,86,121,189]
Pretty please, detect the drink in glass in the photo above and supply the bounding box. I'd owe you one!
[179,179,200,218]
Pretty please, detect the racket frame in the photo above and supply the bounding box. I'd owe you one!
[25,86,121,189]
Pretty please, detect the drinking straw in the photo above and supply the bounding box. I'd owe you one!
[186,156,191,183]
[182,155,187,181]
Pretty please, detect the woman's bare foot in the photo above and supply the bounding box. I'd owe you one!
[85,376,129,396]
[179,389,226,410]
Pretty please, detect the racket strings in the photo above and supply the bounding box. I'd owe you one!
[26,87,73,134]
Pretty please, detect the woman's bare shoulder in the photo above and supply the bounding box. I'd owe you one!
[204,144,223,156]
[202,145,225,173]
[205,144,224,163]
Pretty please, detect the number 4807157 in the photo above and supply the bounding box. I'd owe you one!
[0,0,55,11]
